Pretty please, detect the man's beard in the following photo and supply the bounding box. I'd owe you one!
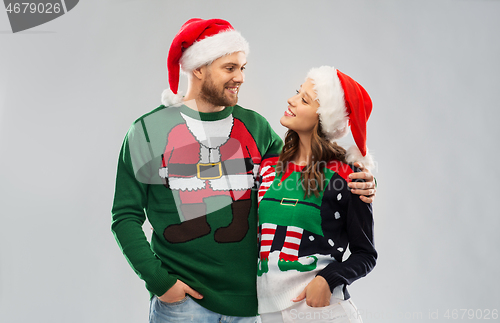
[200,72,239,107]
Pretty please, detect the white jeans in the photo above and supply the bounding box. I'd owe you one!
[259,298,362,323]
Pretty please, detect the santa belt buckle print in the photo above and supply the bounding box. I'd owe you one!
[197,162,223,180]
[280,198,298,206]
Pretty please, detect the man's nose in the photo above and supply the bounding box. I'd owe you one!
[233,70,244,83]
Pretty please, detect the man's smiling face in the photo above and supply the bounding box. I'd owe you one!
[199,51,247,107]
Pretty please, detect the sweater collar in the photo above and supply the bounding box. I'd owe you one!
[179,104,234,121]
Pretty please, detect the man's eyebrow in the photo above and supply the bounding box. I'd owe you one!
[222,62,247,67]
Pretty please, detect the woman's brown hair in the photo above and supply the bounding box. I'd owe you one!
[276,122,347,198]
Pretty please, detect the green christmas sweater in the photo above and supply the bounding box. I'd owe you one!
[111,104,282,317]
[256,156,377,313]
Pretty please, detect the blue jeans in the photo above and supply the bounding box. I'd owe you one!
[149,295,259,323]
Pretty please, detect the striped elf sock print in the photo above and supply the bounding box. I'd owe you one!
[279,226,303,261]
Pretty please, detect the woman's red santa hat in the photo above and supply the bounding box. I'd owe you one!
[161,18,249,106]
[307,66,375,170]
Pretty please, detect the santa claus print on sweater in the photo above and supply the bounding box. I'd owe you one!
[160,112,261,244]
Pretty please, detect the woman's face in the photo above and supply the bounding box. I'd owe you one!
[280,78,320,134]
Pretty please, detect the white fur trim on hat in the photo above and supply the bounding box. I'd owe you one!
[161,89,184,106]
[180,29,249,72]
[307,66,349,142]
[346,145,375,171]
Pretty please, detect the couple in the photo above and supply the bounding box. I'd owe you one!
[111,18,376,323]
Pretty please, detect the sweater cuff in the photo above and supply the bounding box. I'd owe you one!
[145,267,178,297]
[316,268,345,293]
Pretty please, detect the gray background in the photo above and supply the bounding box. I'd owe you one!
[1,0,499,322]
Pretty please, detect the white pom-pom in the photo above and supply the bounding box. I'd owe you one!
[345,145,375,171]
[161,89,184,107]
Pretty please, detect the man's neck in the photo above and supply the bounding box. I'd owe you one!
[183,94,225,113]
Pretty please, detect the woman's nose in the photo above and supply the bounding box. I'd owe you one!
[287,93,299,106]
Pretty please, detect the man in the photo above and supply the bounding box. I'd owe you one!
[111,18,376,323]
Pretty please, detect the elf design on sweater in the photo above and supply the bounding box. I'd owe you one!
[256,156,377,314]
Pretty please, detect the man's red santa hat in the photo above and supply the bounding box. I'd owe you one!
[161,18,249,106]
[307,66,375,170]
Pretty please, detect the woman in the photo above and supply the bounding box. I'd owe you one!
[256,66,377,323]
